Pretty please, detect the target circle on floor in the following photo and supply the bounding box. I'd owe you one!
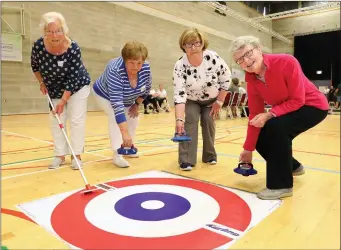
[50,177,252,249]
[114,191,191,221]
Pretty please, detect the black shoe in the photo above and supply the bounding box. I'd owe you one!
[144,110,149,114]
[180,163,193,171]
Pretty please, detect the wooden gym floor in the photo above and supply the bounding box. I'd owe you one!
[1,110,340,249]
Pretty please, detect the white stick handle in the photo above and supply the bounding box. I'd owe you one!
[47,94,89,186]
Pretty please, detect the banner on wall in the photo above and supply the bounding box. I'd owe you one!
[1,32,23,62]
[231,68,245,82]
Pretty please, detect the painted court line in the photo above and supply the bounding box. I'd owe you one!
[1,145,179,180]
[3,139,339,180]
[1,129,242,167]
[2,126,339,176]
[1,208,36,224]
[210,151,340,174]
[2,130,53,145]
[1,157,111,180]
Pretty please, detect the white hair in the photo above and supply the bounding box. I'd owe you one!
[229,36,261,53]
[39,12,69,36]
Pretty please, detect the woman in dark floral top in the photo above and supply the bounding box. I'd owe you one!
[31,12,91,170]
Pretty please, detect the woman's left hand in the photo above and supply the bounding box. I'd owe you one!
[128,104,139,118]
[249,112,273,128]
[209,101,221,120]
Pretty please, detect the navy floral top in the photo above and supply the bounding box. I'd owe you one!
[31,37,91,99]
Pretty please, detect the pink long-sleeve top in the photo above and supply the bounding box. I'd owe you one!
[243,53,329,151]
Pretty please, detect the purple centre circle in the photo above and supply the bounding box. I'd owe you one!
[114,192,191,221]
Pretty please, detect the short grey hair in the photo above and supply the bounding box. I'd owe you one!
[39,12,69,36]
[230,36,261,53]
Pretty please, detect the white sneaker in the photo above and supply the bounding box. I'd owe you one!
[113,154,130,168]
[125,153,139,158]
[71,158,83,170]
[48,157,65,169]
[207,159,217,165]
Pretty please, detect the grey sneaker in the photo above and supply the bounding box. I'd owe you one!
[71,158,83,170]
[293,165,305,176]
[257,188,293,200]
[48,157,65,169]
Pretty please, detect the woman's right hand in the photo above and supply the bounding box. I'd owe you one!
[175,120,185,135]
[239,150,253,163]
[122,132,133,148]
[40,82,47,95]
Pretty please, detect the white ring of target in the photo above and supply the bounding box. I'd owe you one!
[84,184,220,238]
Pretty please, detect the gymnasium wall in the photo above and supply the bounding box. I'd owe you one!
[1,1,273,115]
[272,8,340,54]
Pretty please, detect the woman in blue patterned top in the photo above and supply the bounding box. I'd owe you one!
[31,12,91,170]
[93,41,152,168]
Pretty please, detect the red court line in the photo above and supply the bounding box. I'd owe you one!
[2,158,113,175]
[1,136,159,155]
[216,136,244,143]
[136,132,171,137]
[3,134,53,143]
[1,165,48,171]
[220,141,340,157]
[306,132,340,137]
[143,137,246,157]
[143,149,178,157]
[1,145,53,154]
[310,129,340,133]
[2,137,108,155]
[1,208,36,224]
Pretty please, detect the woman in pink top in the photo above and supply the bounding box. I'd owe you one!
[230,36,329,200]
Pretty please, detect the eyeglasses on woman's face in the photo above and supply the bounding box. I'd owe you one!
[46,29,64,35]
[184,41,202,49]
[235,48,255,65]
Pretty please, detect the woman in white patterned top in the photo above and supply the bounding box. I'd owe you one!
[173,27,232,171]
[31,12,91,170]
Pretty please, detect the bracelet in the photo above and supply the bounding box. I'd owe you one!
[216,100,223,107]
[176,118,185,123]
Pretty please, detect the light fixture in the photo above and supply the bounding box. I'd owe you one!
[316,70,322,74]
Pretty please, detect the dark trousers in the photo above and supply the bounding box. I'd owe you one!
[157,97,166,107]
[256,106,328,189]
[143,96,158,111]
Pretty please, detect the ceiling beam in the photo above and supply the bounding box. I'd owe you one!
[251,2,340,22]
[202,2,293,45]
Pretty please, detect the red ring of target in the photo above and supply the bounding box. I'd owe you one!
[51,177,251,249]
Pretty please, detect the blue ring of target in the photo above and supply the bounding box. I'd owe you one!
[114,192,191,221]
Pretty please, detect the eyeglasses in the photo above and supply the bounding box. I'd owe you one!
[236,48,254,65]
[46,29,64,35]
[184,41,202,49]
